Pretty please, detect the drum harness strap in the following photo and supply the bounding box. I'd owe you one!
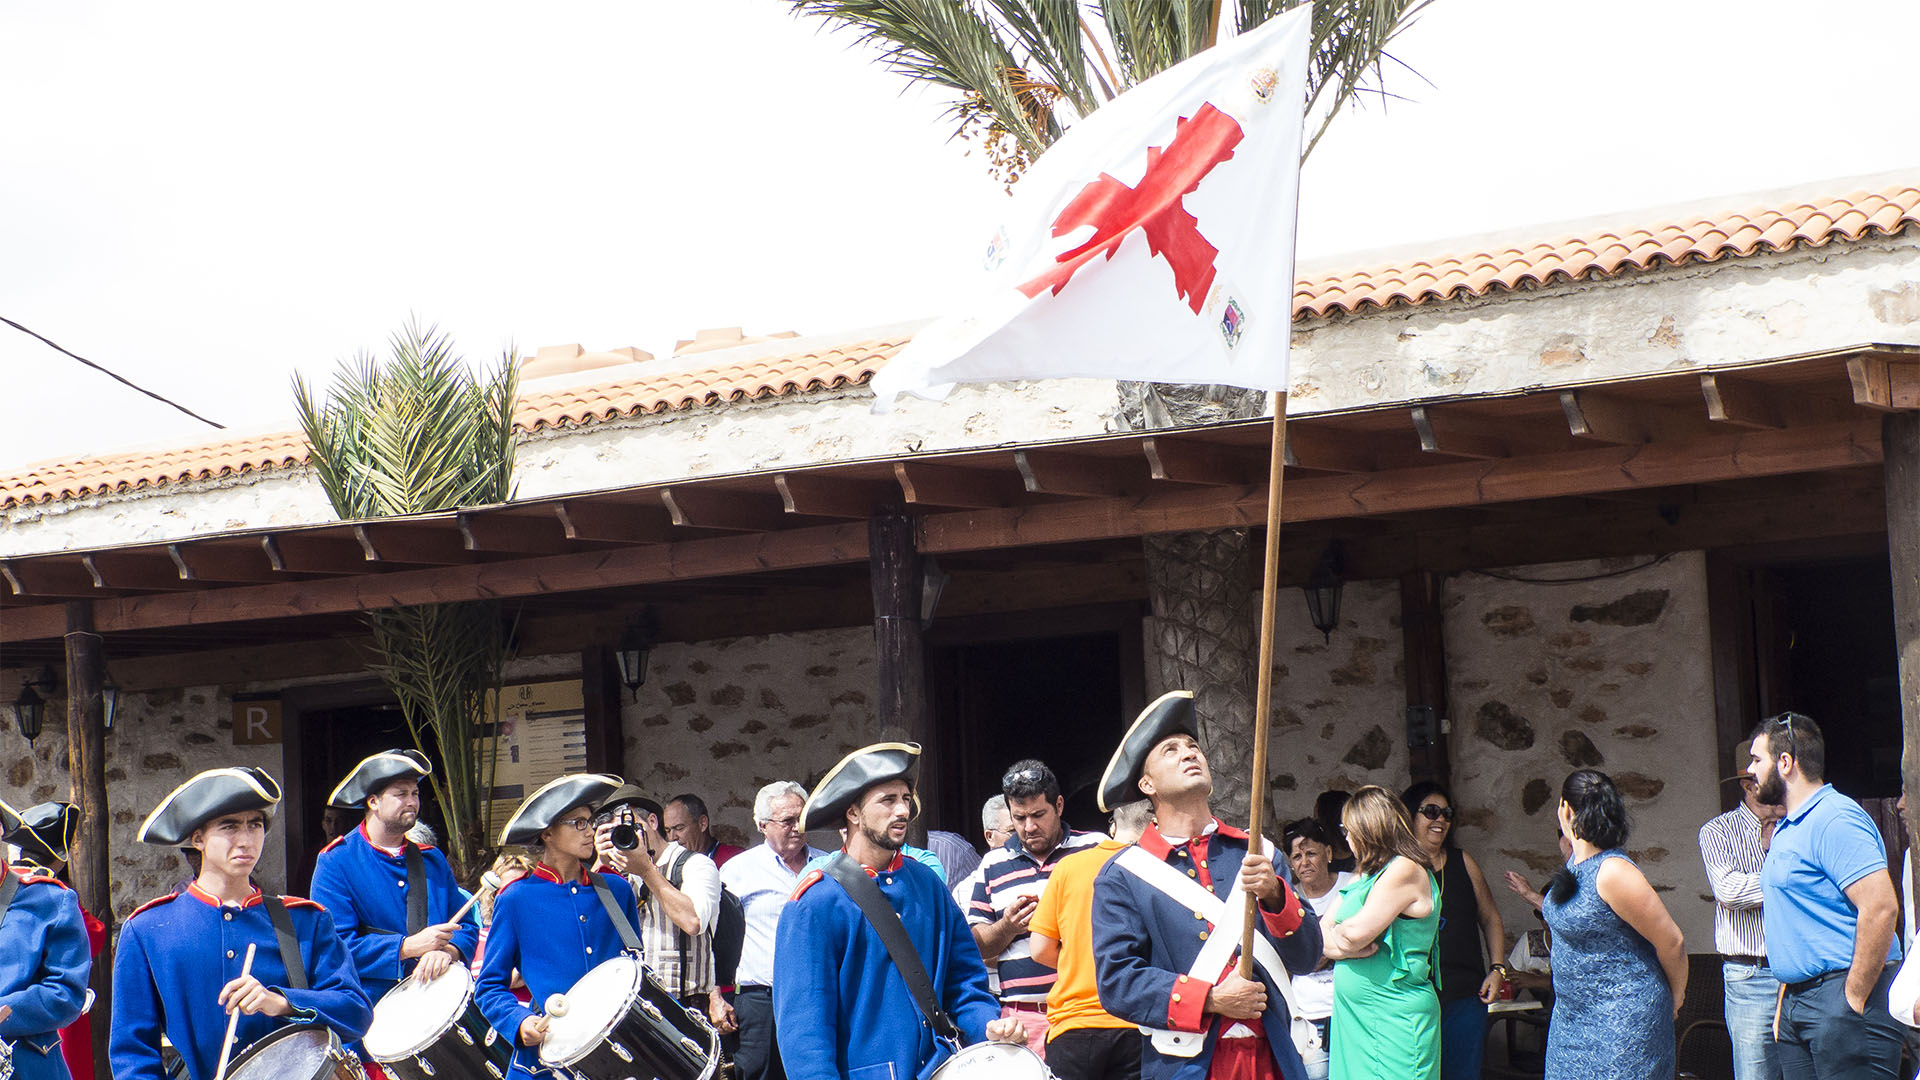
[263,896,309,991]
[821,853,963,1047]
[0,868,14,1080]
[404,844,429,936]
[589,873,647,955]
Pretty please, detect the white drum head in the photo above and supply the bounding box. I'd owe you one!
[230,1026,341,1080]
[363,965,475,1060]
[932,1042,1051,1080]
[540,954,644,1065]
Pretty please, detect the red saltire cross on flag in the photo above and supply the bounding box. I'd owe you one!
[1019,104,1244,316]
[869,6,1311,407]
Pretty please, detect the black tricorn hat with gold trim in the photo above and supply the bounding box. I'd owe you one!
[137,767,283,846]
[2,800,78,866]
[328,749,433,809]
[498,773,625,847]
[1097,691,1198,812]
[801,742,921,832]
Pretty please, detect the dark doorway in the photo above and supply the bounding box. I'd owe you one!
[928,603,1146,843]
[288,700,448,892]
[1711,545,1901,802]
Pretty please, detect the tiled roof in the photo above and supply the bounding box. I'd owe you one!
[1293,179,1920,319]
[6,177,1915,509]
[2,338,902,508]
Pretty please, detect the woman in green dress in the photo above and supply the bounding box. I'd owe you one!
[1322,785,1442,1080]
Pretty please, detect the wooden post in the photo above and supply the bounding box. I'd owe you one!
[63,600,113,1079]
[1400,571,1455,787]
[870,509,936,840]
[1888,413,1920,911]
[580,645,625,775]
[1240,395,1289,978]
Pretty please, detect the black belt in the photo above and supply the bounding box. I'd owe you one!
[734,984,771,994]
[1785,969,1848,995]
[1722,954,1768,967]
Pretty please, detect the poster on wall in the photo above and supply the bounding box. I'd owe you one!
[480,679,588,841]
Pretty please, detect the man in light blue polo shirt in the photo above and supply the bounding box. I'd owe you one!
[1750,711,1902,1079]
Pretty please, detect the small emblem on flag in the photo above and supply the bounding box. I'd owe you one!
[1249,67,1278,104]
[1219,296,1247,348]
[984,227,1010,271]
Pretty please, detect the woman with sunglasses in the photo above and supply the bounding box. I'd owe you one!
[1400,781,1506,1080]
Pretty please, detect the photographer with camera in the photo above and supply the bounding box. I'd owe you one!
[592,784,724,1014]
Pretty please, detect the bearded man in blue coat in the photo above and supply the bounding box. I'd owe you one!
[109,767,373,1080]
[773,741,1025,1080]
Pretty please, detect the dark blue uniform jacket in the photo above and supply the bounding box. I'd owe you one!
[0,866,91,1080]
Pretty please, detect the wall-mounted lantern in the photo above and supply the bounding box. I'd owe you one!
[1302,542,1345,643]
[615,608,659,700]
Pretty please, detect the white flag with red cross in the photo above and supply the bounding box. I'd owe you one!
[870,5,1312,409]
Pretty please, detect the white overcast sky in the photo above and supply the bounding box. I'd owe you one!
[3,0,1916,471]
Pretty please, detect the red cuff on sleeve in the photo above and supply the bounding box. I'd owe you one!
[1167,972,1212,1032]
[1258,879,1306,938]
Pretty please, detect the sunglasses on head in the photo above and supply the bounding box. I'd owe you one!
[1416,804,1454,821]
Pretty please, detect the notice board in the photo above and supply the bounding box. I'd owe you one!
[481,679,588,841]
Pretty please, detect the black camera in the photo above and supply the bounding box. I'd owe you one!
[610,823,641,851]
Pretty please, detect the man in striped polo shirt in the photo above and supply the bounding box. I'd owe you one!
[1698,729,1785,1080]
[969,759,1108,1057]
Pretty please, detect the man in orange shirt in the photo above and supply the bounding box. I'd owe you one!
[1030,798,1154,1080]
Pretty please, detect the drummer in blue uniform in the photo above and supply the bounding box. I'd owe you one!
[475,772,643,1077]
[0,799,92,1080]
[109,767,374,1080]
[772,741,1025,1080]
[1091,692,1325,1080]
[310,749,478,1002]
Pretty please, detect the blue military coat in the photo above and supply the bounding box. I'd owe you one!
[1092,821,1324,1080]
[0,866,91,1080]
[109,884,373,1080]
[474,863,641,1076]
[773,851,999,1080]
[309,824,480,1002]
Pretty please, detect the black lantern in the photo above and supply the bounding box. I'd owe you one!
[11,666,56,744]
[615,609,659,700]
[1302,542,1345,643]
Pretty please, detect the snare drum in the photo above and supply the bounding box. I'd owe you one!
[363,964,512,1080]
[227,1024,367,1080]
[539,954,720,1080]
[929,1041,1053,1080]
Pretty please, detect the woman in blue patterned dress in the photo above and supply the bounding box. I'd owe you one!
[1540,769,1687,1080]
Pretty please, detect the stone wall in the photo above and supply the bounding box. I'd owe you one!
[618,626,883,852]
[1441,551,1720,951]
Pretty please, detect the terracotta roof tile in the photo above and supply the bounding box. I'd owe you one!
[1293,180,1920,319]
[2,337,902,508]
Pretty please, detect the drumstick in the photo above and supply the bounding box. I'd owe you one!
[212,942,257,1080]
[447,875,497,927]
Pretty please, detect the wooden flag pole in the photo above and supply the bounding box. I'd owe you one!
[1238,392,1289,979]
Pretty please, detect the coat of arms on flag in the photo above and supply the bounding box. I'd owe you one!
[870,6,1312,409]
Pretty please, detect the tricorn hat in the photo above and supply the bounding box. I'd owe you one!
[498,773,624,847]
[137,767,283,846]
[1,800,79,866]
[328,749,433,809]
[1097,691,1198,812]
[801,742,920,832]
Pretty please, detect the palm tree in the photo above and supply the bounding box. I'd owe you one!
[293,321,519,878]
[793,0,1427,821]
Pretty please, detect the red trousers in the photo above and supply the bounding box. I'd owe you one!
[1208,1028,1281,1080]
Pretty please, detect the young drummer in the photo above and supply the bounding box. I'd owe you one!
[310,750,478,1002]
[0,799,92,1080]
[475,773,643,1077]
[109,768,373,1080]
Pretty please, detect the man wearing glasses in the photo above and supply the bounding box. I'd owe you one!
[1699,731,1786,1080]
[590,786,724,1014]
[714,781,827,1080]
[1749,712,1903,1078]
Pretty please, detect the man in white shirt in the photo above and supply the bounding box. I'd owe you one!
[716,781,826,1080]
[1699,733,1785,1080]
[592,786,723,1011]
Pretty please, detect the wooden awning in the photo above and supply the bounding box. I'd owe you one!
[3,343,1913,657]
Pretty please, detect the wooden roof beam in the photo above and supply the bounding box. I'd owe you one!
[169,542,283,583]
[1411,406,1510,460]
[84,553,202,592]
[1015,450,1131,497]
[1143,436,1261,486]
[1700,372,1855,429]
[1848,354,1920,411]
[1283,426,1375,473]
[660,488,789,532]
[354,523,475,565]
[263,534,369,575]
[775,474,895,519]
[3,558,105,598]
[458,512,573,555]
[892,462,1023,509]
[1560,388,1718,444]
[554,499,674,544]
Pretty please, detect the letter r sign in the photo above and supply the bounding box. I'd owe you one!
[231,699,283,745]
